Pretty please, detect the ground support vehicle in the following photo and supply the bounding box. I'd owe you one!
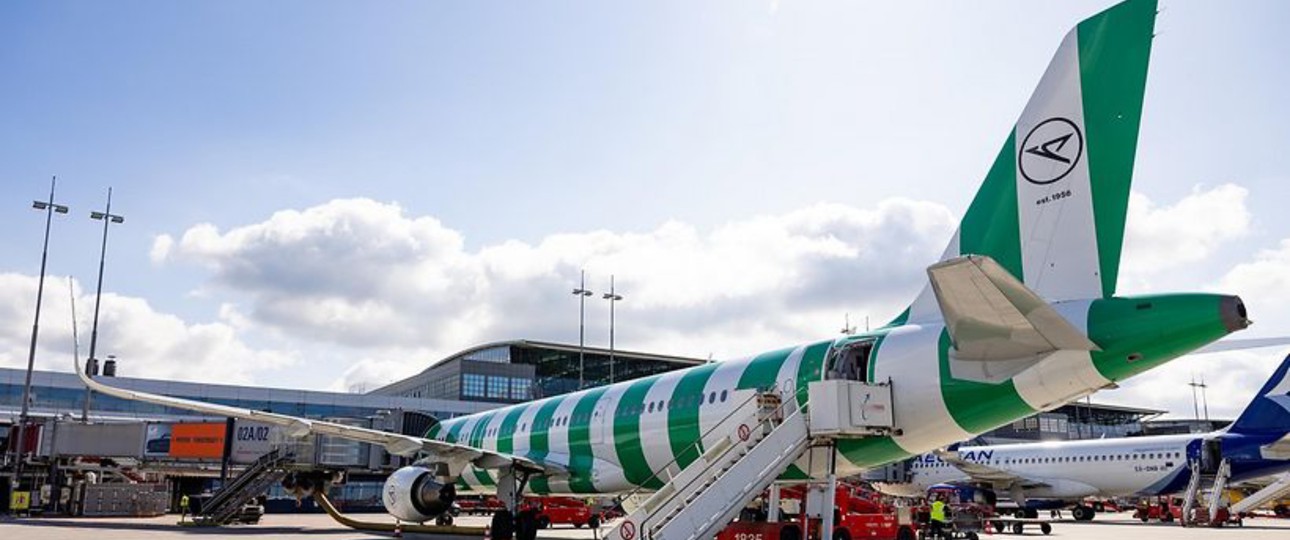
[521,497,602,529]
[717,482,919,540]
[1133,497,1180,523]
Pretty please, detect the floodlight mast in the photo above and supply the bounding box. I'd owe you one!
[12,176,68,515]
[82,187,126,422]
[572,270,593,390]
[602,275,624,383]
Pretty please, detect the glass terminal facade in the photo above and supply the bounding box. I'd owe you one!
[371,340,707,403]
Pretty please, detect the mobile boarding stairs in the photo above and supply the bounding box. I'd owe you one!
[606,380,895,540]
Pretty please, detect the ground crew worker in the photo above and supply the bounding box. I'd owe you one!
[930,495,950,539]
[180,494,190,522]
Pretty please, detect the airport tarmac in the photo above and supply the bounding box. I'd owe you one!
[3,512,1290,539]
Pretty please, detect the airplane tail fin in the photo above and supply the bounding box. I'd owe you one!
[1227,355,1290,435]
[902,0,1157,324]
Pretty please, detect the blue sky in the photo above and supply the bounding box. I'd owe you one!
[2,1,1289,419]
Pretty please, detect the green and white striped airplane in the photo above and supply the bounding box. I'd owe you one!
[83,0,1253,527]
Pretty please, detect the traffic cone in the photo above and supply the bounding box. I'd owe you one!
[393,523,403,538]
[483,525,491,540]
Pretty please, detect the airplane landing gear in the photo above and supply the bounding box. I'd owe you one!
[1071,505,1095,521]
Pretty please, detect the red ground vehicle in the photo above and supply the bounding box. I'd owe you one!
[522,497,602,528]
[717,483,919,540]
[1133,497,1181,523]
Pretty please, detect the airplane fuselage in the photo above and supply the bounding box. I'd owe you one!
[435,294,1242,495]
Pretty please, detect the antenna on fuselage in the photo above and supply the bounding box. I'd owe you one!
[841,313,856,336]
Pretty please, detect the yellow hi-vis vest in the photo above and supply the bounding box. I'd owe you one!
[930,500,947,522]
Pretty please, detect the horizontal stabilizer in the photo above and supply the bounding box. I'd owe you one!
[928,255,1099,361]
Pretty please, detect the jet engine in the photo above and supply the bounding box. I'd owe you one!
[382,465,458,522]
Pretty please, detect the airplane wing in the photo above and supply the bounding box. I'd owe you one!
[928,255,1099,361]
[1193,337,1290,355]
[75,357,551,475]
[934,449,1050,489]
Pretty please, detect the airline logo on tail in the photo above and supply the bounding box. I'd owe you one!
[1020,117,1084,185]
[1229,355,1290,435]
[1265,365,1290,414]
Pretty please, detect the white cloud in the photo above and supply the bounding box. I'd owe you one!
[152,197,956,371]
[0,273,296,386]
[1119,184,1251,291]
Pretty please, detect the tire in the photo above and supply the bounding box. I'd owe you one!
[1092,502,1105,513]
[436,514,454,526]
[1012,523,1024,534]
[1040,522,1052,535]
[491,510,515,540]
[833,528,851,540]
[588,514,601,528]
[1275,504,1289,518]
[574,522,583,528]
[1072,506,1094,522]
[896,526,915,540]
[993,521,1005,533]
[966,532,979,540]
[516,510,538,540]
[537,516,551,529]
[780,524,802,540]
[1162,513,1173,523]
[1139,515,1149,523]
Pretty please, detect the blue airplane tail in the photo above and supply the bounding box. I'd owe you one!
[1228,354,1290,435]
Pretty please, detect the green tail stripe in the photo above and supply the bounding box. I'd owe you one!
[668,363,719,469]
[1088,294,1229,382]
[614,376,663,489]
[1078,0,1157,297]
[938,330,1036,433]
[960,135,1023,278]
[568,387,609,493]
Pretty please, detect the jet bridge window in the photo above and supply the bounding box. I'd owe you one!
[827,339,875,382]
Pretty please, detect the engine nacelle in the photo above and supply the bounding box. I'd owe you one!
[382,466,457,522]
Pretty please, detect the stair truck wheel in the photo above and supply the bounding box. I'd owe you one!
[537,515,551,529]
[780,524,803,540]
[896,525,915,540]
[833,528,851,540]
[1040,522,1052,535]
[588,514,601,528]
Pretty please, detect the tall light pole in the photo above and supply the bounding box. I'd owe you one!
[82,188,125,422]
[571,270,592,390]
[602,275,624,384]
[1188,375,1204,423]
[13,176,68,514]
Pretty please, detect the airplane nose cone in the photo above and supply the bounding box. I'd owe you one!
[1221,295,1251,332]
